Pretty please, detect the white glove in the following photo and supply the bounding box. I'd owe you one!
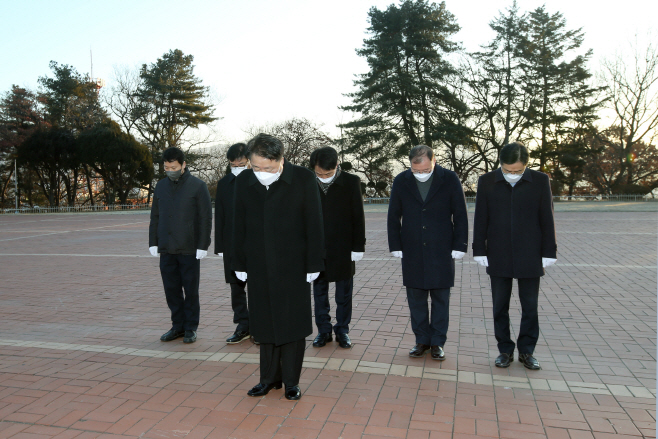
[235,271,247,281]
[307,272,320,283]
[542,258,557,268]
[196,249,207,260]
[474,256,489,267]
[149,246,158,257]
[391,251,403,258]
[451,250,466,260]
[216,253,223,257]
[351,252,364,262]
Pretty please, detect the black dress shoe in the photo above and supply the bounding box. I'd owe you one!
[430,345,445,360]
[247,382,282,397]
[312,333,332,347]
[336,333,352,349]
[518,353,541,370]
[409,343,430,357]
[226,330,250,344]
[284,385,301,400]
[183,330,197,343]
[495,353,513,368]
[160,329,184,342]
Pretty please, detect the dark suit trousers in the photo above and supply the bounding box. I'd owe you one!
[313,278,353,334]
[230,280,249,332]
[160,253,200,331]
[490,276,540,355]
[259,338,306,386]
[406,287,450,346]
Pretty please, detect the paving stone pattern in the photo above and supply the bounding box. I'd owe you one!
[0,210,655,438]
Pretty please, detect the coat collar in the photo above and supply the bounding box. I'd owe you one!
[494,167,533,183]
[403,165,445,205]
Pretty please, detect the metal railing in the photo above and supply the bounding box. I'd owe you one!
[364,194,657,204]
[2,194,656,214]
[1,204,153,214]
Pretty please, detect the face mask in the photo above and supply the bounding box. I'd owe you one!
[414,171,433,182]
[231,167,247,176]
[318,174,335,184]
[254,169,281,186]
[502,169,524,183]
[166,169,182,181]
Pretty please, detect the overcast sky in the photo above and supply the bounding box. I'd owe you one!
[1,0,655,144]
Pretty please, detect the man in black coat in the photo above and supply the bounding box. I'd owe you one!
[309,147,366,350]
[387,145,468,361]
[232,133,324,401]
[149,147,212,344]
[472,142,557,370]
[214,142,253,345]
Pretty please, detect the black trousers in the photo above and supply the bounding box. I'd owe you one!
[259,339,306,387]
[490,276,540,355]
[406,287,451,346]
[230,280,249,332]
[313,277,353,334]
[159,253,200,332]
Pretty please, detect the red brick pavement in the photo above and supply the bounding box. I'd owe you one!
[0,210,655,438]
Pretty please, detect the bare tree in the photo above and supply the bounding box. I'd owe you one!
[601,39,658,186]
[244,117,333,167]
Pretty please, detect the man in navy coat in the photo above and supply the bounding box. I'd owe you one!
[472,142,557,370]
[387,145,468,360]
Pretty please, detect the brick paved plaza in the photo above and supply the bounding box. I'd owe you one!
[0,207,655,438]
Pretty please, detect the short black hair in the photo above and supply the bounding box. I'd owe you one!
[409,145,434,164]
[309,147,338,170]
[247,133,284,161]
[226,142,248,162]
[162,147,185,165]
[499,142,529,166]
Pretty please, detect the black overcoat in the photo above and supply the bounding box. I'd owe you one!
[214,172,240,283]
[149,170,212,254]
[318,171,366,282]
[232,160,325,346]
[387,166,469,290]
[472,168,557,279]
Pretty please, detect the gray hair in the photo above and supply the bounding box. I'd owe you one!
[409,145,434,164]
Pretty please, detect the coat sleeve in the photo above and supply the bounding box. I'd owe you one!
[232,179,247,272]
[214,184,223,255]
[450,173,469,252]
[196,181,213,251]
[149,187,159,247]
[387,177,403,252]
[351,177,366,252]
[304,175,325,273]
[472,176,488,257]
[539,175,557,258]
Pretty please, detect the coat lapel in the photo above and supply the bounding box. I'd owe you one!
[403,170,424,205]
[423,165,445,205]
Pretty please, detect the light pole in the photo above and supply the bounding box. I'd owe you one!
[14,158,18,213]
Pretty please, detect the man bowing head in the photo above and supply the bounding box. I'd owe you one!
[232,133,325,401]
[387,145,468,361]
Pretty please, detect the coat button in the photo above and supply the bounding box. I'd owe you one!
[422,208,426,211]
[423,226,426,229]
[423,243,427,246]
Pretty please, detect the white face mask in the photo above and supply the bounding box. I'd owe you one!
[231,167,247,176]
[318,174,335,184]
[414,171,433,182]
[502,169,524,184]
[254,166,282,186]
